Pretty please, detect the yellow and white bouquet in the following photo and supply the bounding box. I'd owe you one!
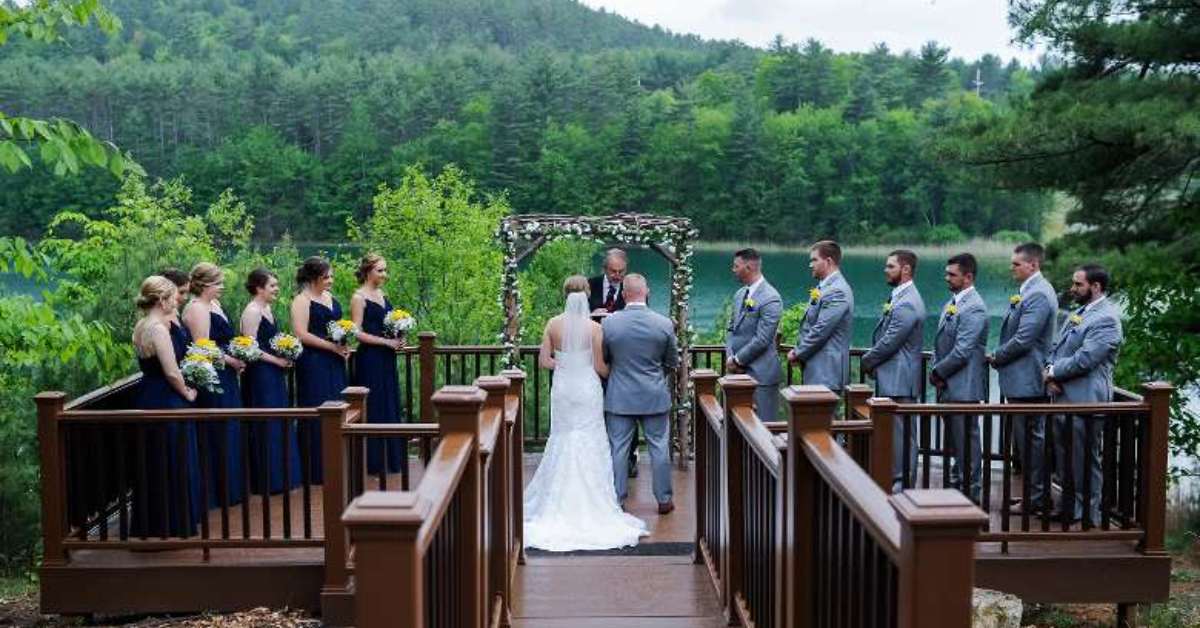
[228,335,262,362]
[327,319,359,346]
[192,337,226,369]
[181,349,222,393]
[383,308,416,338]
[269,333,303,361]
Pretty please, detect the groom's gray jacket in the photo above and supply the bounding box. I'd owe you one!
[602,303,679,416]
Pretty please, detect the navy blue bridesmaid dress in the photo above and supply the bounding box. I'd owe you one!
[352,297,405,474]
[195,310,245,507]
[244,314,301,493]
[131,335,202,538]
[294,297,347,484]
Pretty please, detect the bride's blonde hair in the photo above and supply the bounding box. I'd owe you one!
[562,274,589,296]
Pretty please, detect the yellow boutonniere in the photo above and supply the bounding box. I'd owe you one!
[808,288,821,302]
[882,302,893,314]
[1009,294,1022,306]
[1069,313,1084,326]
[743,297,757,310]
[945,304,959,316]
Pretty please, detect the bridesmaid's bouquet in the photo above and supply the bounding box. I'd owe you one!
[181,349,222,393]
[228,335,262,362]
[269,333,303,361]
[192,338,226,370]
[327,319,359,346]
[383,308,416,339]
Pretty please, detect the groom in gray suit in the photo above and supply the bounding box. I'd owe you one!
[860,249,926,492]
[602,274,679,514]
[725,248,784,421]
[989,242,1058,513]
[788,240,854,394]
[930,253,989,503]
[1045,263,1123,524]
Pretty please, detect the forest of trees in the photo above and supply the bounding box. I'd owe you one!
[0,0,1050,243]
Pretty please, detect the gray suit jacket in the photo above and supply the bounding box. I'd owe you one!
[861,283,926,399]
[932,288,989,402]
[993,273,1058,399]
[602,304,679,415]
[725,279,783,387]
[1048,298,1123,403]
[792,272,854,392]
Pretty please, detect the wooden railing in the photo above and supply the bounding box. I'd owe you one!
[693,369,988,628]
[342,373,524,628]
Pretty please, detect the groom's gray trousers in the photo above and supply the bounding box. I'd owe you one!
[607,412,672,505]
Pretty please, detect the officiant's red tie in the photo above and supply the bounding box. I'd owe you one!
[605,284,617,311]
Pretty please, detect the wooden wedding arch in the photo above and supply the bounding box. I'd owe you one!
[496,213,699,461]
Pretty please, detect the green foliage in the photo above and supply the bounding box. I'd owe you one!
[992,229,1034,244]
[925,223,967,245]
[519,240,599,342]
[350,166,509,344]
[777,301,811,346]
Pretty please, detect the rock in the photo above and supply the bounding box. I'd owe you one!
[972,588,1023,628]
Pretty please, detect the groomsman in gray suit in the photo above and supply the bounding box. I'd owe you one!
[788,240,854,394]
[930,253,989,503]
[602,274,679,514]
[989,242,1058,513]
[860,250,926,492]
[1045,263,1123,524]
[725,248,784,421]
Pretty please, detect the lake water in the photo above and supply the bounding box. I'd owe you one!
[624,247,1016,345]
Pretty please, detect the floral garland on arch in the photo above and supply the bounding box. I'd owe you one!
[495,213,700,454]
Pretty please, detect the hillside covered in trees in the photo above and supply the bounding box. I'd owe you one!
[0,0,1050,242]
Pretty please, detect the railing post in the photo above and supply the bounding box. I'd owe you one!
[419,331,437,422]
[500,368,526,566]
[1140,382,1174,556]
[475,374,512,627]
[783,385,839,628]
[320,399,351,608]
[867,397,898,493]
[891,489,987,628]
[844,383,872,421]
[342,386,369,501]
[343,492,429,628]
[435,385,487,628]
[719,373,757,624]
[691,369,719,567]
[36,391,68,567]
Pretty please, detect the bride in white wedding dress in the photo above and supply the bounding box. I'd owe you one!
[523,276,648,551]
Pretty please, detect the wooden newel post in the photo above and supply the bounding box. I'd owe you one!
[418,331,437,422]
[782,385,838,628]
[719,374,756,622]
[435,385,487,628]
[499,368,527,565]
[867,397,898,493]
[844,383,872,421]
[36,391,68,567]
[475,374,512,626]
[891,490,987,628]
[343,492,430,628]
[691,369,719,567]
[1140,381,1174,556]
[320,400,351,600]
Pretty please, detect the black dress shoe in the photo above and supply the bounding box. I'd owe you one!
[628,458,639,478]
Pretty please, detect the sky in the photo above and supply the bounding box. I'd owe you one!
[579,0,1041,63]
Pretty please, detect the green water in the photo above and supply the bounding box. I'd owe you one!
[624,248,1017,346]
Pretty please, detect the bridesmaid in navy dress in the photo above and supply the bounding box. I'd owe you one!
[183,263,246,508]
[241,268,301,493]
[291,257,350,484]
[130,276,201,538]
[350,254,407,475]
[159,268,194,360]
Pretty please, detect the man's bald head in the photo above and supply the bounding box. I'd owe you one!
[622,273,648,303]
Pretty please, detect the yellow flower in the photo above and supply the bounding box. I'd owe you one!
[232,335,254,347]
[337,319,355,330]
[185,352,212,363]
[945,304,959,316]
[276,337,297,348]
[195,338,218,349]
[882,302,893,314]
[388,309,412,321]
[808,288,821,302]
[1069,313,1084,326]
[1009,294,1022,306]
[743,297,756,309]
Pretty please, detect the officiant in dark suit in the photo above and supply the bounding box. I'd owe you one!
[589,248,639,478]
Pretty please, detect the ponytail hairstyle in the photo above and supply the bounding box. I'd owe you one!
[355,253,385,285]
[189,262,223,296]
[133,275,178,350]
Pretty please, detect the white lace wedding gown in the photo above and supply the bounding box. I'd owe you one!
[523,293,648,551]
